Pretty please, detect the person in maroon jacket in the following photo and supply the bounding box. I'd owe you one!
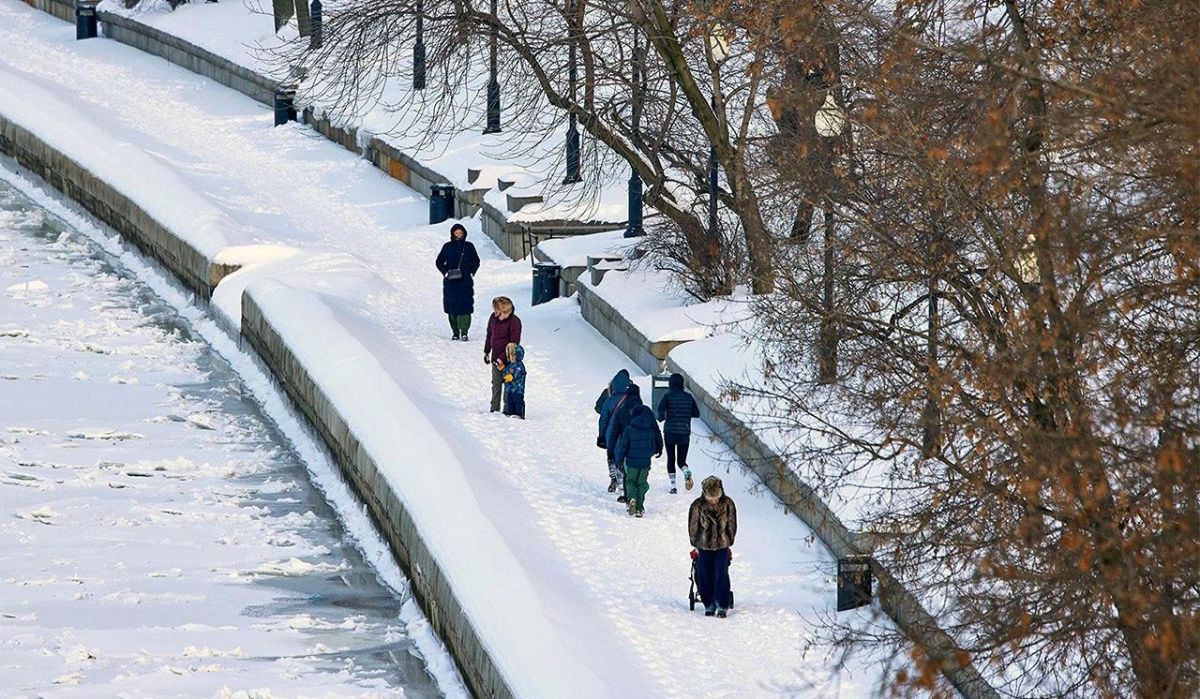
[484,296,522,413]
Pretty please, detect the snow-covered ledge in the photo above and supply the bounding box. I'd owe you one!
[0,81,531,695]
[0,107,235,297]
[239,275,536,698]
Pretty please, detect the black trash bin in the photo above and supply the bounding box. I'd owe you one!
[273,89,297,127]
[650,371,673,412]
[76,0,98,40]
[429,184,455,225]
[531,264,561,306]
[836,556,872,611]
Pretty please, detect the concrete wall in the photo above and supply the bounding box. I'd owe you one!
[241,294,513,699]
[0,113,229,297]
[575,280,688,375]
[31,0,73,23]
[100,12,279,106]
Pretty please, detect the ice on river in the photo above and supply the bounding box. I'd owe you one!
[0,181,443,696]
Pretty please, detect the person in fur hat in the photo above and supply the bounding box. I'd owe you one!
[688,476,738,617]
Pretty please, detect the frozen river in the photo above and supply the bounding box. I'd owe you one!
[0,177,447,696]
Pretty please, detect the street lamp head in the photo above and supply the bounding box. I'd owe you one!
[707,22,731,62]
[814,92,847,138]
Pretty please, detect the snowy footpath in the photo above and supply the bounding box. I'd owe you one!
[0,1,883,694]
[0,180,451,696]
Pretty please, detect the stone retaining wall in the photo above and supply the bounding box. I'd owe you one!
[241,292,513,699]
[0,113,229,297]
[101,12,279,106]
[575,280,691,375]
[30,0,73,23]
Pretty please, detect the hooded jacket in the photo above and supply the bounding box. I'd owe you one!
[689,482,738,550]
[485,312,522,360]
[614,405,663,469]
[435,229,481,315]
[656,372,699,436]
[502,345,526,395]
[605,383,643,449]
[596,370,631,441]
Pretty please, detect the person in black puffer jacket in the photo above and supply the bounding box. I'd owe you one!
[656,373,699,493]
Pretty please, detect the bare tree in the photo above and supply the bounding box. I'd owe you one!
[269,0,835,296]
[741,0,1200,695]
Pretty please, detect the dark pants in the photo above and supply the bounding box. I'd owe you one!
[504,392,525,418]
[490,364,503,412]
[696,548,732,610]
[624,466,649,510]
[447,313,471,336]
[664,433,690,474]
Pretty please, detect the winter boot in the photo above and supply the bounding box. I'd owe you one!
[684,469,694,491]
[669,473,677,494]
[635,507,644,518]
[461,333,469,342]
[627,500,636,516]
[716,609,728,618]
[452,333,460,341]
[607,477,618,493]
[704,604,716,617]
[617,495,628,504]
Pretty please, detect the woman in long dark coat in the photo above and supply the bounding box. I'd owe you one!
[435,223,481,340]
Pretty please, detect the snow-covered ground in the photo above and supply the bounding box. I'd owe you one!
[0,179,450,696]
[0,1,891,694]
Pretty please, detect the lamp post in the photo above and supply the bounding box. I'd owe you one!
[413,0,426,89]
[815,88,845,384]
[563,0,581,184]
[705,25,729,242]
[483,0,502,133]
[310,0,322,50]
[624,31,645,237]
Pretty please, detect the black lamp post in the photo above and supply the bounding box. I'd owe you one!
[413,0,426,89]
[483,0,502,133]
[563,0,582,184]
[310,0,322,50]
[705,26,728,242]
[625,32,645,237]
[707,94,718,240]
[815,90,846,383]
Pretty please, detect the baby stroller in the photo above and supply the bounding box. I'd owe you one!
[688,551,734,611]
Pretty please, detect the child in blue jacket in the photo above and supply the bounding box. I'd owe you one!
[500,343,526,419]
